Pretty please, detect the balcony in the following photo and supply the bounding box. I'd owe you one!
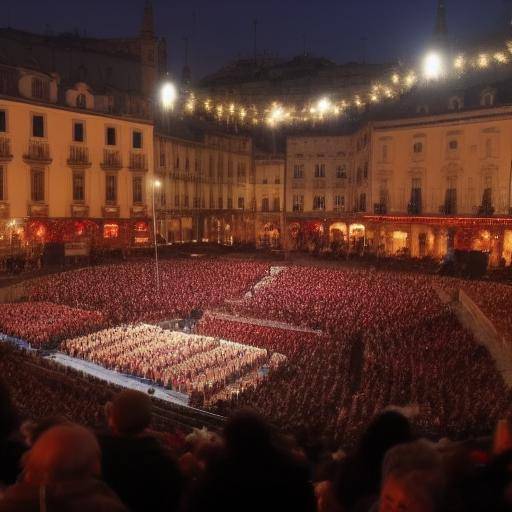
[101,149,122,170]
[102,205,120,218]
[373,203,388,215]
[71,204,89,218]
[129,152,147,171]
[0,202,9,219]
[0,136,12,162]
[28,203,49,217]
[407,202,422,215]
[23,141,52,164]
[130,205,147,218]
[67,145,91,168]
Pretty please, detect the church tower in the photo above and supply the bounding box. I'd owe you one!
[434,0,447,41]
[139,1,157,96]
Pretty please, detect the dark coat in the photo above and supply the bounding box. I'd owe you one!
[98,432,184,512]
[0,478,128,512]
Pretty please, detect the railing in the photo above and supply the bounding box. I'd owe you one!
[129,152,147,171]
[102,205,120,218]
[67,145,90,167]
[373,203,387,214]
[101,149,122,170]
[24,141,51,162]
[0,136,12,160]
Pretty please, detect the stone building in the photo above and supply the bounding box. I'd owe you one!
[0,63,154,254]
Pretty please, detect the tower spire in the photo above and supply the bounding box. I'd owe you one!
[140,1,155,39]
[434,0,447,38]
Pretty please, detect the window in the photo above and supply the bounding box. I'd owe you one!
[72,171,85,202]
[413,141,423,153]
[273,196,280,211]
[106,127,116,146]
[292,194,304,212]
[0,166,4,200]
[481,92,494,107]
[31,169,45,202]
[448,140,458,150]
[73,121,84,142]
[485,138,492,158]
[106,175,117,203]
[103,224,119,239]
[336,165,347,178]
[227,197,233,209]
[185,158,190,171]
[132,131,143,149]
[359,193,366,212]
[410,178,422,215]
[132,176,143,204]
[449,97,462,111]
[175,195,180,207]
[31,78,49,100]
[261,197,269,212]
[218,197,223,209]
[293,164,304,179]
[238,197,245,209]
[313,195,325,210]
[444,176,457,214]
[193,196,200,208]
[184,195,189,208]
[32,115,45,138]
[227,160,233,177]
[382,145,388,161]
[363,162,368,179]
[314,163,325,178]
[76,94,86,109]
[0,110,6,132]
[334,195,345,212]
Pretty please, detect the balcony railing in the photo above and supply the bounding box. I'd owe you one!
[0,136,12,161]
[129,152,147,171]
[373,203,387,215]
[67,145,91,167]
[24,141,52,163]
[28,203,49,217]
[102,205,120,218]
[101,149,122,170]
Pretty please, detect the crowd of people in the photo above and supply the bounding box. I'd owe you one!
[0,302,104,348]
[3,380,512,512]
[29,260,269,324]
[61,325,272,399]
[195,267,512,444]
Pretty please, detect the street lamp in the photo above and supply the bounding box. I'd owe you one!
[423,51,444,80]
[160,82,178,111]
[152,179,162,294]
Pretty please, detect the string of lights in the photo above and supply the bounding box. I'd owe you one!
[161,38,512,128]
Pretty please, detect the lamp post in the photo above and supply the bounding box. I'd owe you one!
[152,179,162,294]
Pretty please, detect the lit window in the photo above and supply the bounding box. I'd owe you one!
[103,224,119,239]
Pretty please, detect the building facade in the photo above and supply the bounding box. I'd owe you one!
[154,132,255,245]
[0,65,154,256]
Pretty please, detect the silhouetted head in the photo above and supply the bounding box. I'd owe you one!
[106,390,152,436]
[23,424,101,485]
[224,410,274,458]
[358,411,412,464]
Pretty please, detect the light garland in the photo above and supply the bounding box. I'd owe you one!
[168,38,512,128]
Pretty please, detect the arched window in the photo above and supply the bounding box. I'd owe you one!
[413,141,423,154]
[481,92,494,107]
[449,97,463,111]
[76,94,87,109]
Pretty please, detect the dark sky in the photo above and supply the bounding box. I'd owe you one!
[4,0,510,80]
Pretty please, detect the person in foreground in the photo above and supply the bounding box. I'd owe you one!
[185,409,317,512]
[0,424,127,512]
[98,389,184,512]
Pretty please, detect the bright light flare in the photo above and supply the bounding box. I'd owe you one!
[423,52,443,80]
[160,82,178,110]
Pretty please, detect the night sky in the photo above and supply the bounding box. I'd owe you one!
[3,0,509,79]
